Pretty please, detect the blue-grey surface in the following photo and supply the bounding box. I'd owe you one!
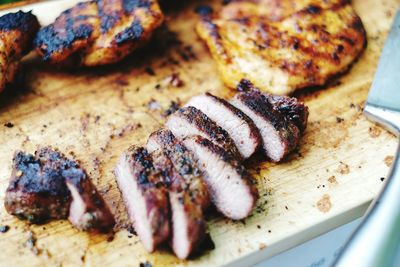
[366,11,400,112]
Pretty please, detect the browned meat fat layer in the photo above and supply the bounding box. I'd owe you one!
[167,106,242,160]
[182,135,258,220]
[186,92,262,159]
[231,90,300,162]
[115,146,170,252]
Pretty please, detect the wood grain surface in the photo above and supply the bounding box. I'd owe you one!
[0,0,399,266]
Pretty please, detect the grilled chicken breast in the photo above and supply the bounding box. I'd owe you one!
[197,1,366,95]
[219,0,347,20]
[0,11,39,92]
[35,0,164,66]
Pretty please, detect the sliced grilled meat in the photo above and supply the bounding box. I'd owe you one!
[148,129,209,259]
[186,93,262,159]
[0,11,40,92]
[4,148,71,224]
[237,80,309,132]
[115,146,169,252]
[182,135,258,220]
[166,106,242,160]
[4,147,115,232]
[34,0,164,66]
[65,170,115,232]
[147,129,210,210]
[263,93,309,133]
[231,90,300,162]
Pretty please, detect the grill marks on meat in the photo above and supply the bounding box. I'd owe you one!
[219,0,348,21]
[0,11,39,92]
[183,136,258,220]
[167,106,242,160]
[115,146,170,252]
[34,0,164,66]
[147,129,209,259]
[196,0,366,95]
[4,147,114,232]
[231,90,300,162]
[115,89,308,256]
[186,93,262,159]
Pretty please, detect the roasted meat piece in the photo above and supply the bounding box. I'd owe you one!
[115,146,170,252]
[182,135,258,220]
[231,90,300,162]
[4,147,115,232]
[238,80,309,132]
[0,11,39,92]
[66,169,115,232]
[147,129,210,259]
[4,148,71,224]
[4,148,114,231]
[186,93,262,159]
[166,106,242,160]
[197,1,366,95]
[34,0,164,66]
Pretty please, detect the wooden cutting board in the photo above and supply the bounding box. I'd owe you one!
[0,0,398,266]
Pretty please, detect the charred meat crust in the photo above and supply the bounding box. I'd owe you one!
[4,147,114,231]
[147,129,209,210]
[237,80,309,132]
[34,0,164,66]
[264,93,309,132]
[5,148,73,224]
[234,90,300,157]
[152,149,206,259]
[0,11,39,54]
[169,106,242,160]
[116,146,170,251]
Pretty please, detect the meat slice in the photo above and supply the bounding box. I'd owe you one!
[186,92,262,159]
[4,147,115,231]
[115,146,169,252]
[264,93,309,133]
[65,170,115,232]
[166,106,242,160]
[4,148,71,224]
[238,80,309,132]
[181,135,258,220]
[148,129,209,259]
[231,90,300,162]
